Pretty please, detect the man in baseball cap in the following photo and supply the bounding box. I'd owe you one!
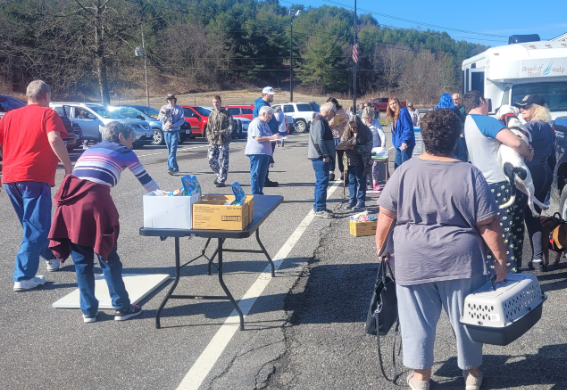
[158,94,185,175]
[514,94,546,108]
[253,87,280,187]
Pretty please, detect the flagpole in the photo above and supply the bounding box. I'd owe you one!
[353,0,357,112]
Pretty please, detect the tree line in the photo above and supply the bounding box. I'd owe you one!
[0,0,489,104]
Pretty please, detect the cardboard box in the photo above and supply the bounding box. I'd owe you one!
[143,193,199,229]
[350,220,377,237]
[193,195,254,230]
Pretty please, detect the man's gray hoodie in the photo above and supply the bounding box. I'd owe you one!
[308,114,336,159]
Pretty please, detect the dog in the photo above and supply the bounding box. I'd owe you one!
[495,105,548,217]
[541,213,567,267]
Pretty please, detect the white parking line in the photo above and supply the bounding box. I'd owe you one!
[176,182,341,390]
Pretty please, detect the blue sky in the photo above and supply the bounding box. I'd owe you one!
[279,0,567,46]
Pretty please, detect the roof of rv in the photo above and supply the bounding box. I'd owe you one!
[462,41,567,66]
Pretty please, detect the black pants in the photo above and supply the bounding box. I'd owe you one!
[332,149,345,173]
[524,165,552,261]
[265,142,276,182]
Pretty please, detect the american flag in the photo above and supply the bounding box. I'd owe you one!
[352,32,359,63]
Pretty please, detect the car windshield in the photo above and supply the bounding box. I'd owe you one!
[86,105,125,119]
[135,106,159,118]
[512,82,567,112]
[297,104,313,112]
[0,96,25,112]
[194,106,211,116]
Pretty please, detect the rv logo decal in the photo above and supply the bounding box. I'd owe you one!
[543,61,553,76]
[522,60,566,77]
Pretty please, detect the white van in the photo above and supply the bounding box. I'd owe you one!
[462,39,567,119]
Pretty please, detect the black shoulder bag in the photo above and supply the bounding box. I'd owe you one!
[365,219,400,382]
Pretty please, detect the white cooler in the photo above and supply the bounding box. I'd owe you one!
[460,273,546,346]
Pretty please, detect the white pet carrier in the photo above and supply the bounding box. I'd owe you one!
[460,273,546,346]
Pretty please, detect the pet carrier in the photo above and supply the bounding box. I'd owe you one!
[460,273,546,346]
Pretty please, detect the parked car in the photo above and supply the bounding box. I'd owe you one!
[550,116,567,218]
[225,105,254,120]
[270,102,318,133]
[0,94,25,119]
[180,105,210,137]
[118,104,192,144]
[52,105,84,152]
[49,103,153,148]
[108,105,166,145]
[233,117,250,139]
[358,98,406,112]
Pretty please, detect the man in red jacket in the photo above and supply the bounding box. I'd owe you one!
[0,80,72,292]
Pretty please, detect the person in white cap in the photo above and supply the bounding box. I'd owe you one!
[253,87,279,187]
[158,94,185,175]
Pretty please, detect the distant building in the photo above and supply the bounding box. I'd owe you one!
[551,32,567,42]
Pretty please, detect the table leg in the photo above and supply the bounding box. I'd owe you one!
[217,237,245,330]
[207,247,219,275]
[256,228,275,277]
[155,237,181,329]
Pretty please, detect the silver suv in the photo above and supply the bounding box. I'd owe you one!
[270,102,318,133]
[50,103,153,147]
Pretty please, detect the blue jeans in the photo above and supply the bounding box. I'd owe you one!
[394,145,414,169]
[164,131,180,171]
[4,182,56,282]
[70,243,130,316]
[312,159,331,211]
[249,154,271,195]
[348,164,366,206]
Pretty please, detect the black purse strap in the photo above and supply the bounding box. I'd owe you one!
[376,319,401,383]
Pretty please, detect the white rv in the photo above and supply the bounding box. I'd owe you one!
[461,39,567,119]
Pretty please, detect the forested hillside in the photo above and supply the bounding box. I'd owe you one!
[0,0,489,103]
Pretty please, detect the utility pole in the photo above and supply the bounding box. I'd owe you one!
[352,0,357,111]
[289,9,301,102]
[142,31,150,108]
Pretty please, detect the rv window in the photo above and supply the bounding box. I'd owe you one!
[462,71,466,95]
[471,72,485,95]
[502,86,510,106]
[511,82,567,112]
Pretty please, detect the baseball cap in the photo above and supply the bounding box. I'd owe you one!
[166,94,177,100]
[514,94,545,108]
[262,87,276,95]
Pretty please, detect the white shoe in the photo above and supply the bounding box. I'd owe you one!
[83,312,98,323]
[13,276,46,292]
[45,259,61,272]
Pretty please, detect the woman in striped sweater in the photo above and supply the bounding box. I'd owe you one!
[49,122,159,323]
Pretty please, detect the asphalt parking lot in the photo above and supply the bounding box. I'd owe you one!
[1,131,567,390]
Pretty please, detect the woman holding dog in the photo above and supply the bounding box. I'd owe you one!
[516,94,556,271]
[375,109,508,390]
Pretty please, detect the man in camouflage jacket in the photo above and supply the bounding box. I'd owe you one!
[207,95,232,187]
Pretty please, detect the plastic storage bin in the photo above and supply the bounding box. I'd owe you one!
[460,274,546,346]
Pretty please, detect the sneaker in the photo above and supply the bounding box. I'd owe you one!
[216,182,226,188]
[114,304,143,321]
[329,172,336,181]
[13,276,46,292]
[314,210,334,219]
[83,312,98,323]
[45,258,61,272]
[264,180,279,187]
[531,258,544,272]
[353,204,366,212]
[347,200,357,209]
[464,372,483,390]
[407,371,430,390]
[167,169,174,176]
[214,178,219,185]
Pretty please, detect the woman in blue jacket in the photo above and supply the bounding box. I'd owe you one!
[386,97,415,168]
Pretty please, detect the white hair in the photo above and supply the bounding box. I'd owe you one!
[320,102,334,114]
[26,80,51,101]
[361,106,375,119]
[101,121,135,143]
[259,106,274,116]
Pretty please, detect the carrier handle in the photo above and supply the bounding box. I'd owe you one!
[490,275,507,291]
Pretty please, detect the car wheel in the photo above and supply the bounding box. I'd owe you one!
[295,119,307,133]
[66,145,75,153]
[152,128,164,145]
[179,133,186,144]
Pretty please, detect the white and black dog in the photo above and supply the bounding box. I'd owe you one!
[495,105,548,217]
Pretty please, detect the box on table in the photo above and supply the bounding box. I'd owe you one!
[193,195,254,230]
[143,193,200,230]
[349,220,377,237]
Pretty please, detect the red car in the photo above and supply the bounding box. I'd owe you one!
[225,105,254,120]
[180,105,210,137]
